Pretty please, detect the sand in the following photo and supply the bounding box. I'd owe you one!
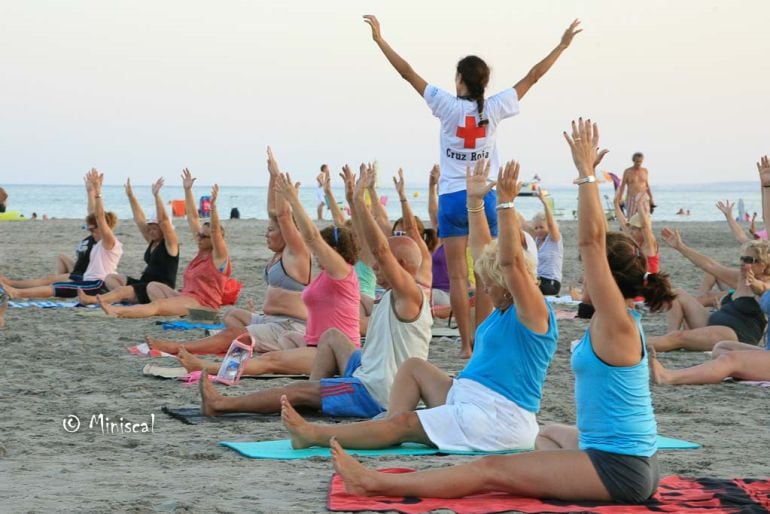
[0,217,767,512]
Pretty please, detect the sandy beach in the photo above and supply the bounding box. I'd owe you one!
[0,217,767,512]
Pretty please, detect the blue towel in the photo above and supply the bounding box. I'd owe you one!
[220,435,700,460]
[161,320,225,331]
[9,300,80,308]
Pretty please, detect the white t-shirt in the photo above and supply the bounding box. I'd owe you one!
[84,239,123,281]
[424,84,520,195]
[353,289,432,408]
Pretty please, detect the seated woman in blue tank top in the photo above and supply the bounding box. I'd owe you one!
[326,119,676,506]
[279,158,557,453]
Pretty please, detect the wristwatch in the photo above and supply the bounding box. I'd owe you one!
[574,175,597,185]
[496,201,516,210]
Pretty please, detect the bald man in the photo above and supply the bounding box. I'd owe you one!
[199,181,433,418]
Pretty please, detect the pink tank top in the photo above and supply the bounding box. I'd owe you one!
[301,265,360,346]
[181,250,231,310]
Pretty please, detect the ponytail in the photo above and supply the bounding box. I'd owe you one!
[456,55,490,127]
[638,272,676,313]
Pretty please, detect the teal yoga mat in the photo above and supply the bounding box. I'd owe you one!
[221,435,699,460]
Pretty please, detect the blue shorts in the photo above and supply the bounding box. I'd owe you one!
[319,350,384,418]
[53,279,106,298]
[438,189,498,238]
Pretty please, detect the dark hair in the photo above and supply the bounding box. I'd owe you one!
[320,225,359,265]
[456,55,490,126]
[605,231,675,312]
[203,220,225,237]
[632,152,644,160]
[320,164,328,172]
[423,228,439,253]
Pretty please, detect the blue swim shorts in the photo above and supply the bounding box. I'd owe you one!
[438,189,498,238]
[319,350,384,418]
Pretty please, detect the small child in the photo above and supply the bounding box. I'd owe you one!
[532,188,563,295]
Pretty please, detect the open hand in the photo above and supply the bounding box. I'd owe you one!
[363,15,382,41]
[210,184,219,205]
[181,168,196,190]
[564,118,604,178]
[266,146,281,177]
[466,158,495,201]
[87,168,103,196]
[757,155,770,187]
[354,165,369,203]
[560,19,582,48]
[429,165,440,187]
[152,177,165,197]
[273,172,300,203]
[497,161,522,204]
[124,178,134,197]
[660,227,683,249]
[715,199,734,216]
[340,165,356,204]
[393,168,406,198]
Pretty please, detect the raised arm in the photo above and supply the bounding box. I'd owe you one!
[614,194,629,230]
[208,184,228,269]
[354,166,423,316]
[125,178,150,242]
[341,165,376,267]
[466,159,496,263]
[266,147,310,262]
[363,15,427,96]
[394,168,432,285]
[87,168,117,251]
[513,19,581,100]
[615,171,628,206]
[85,174,96,215]
[567,119,640,366]
[324,172,347,228]
[496,161,548,332]
[181,168,201,239]
[757,156,770,228]
[635,193,657,257]
[271,165,349,279]
[152,177,179,256]
[660,227,739,287]
[536,187,561,242]
[428,165,440,234]
[366,163,393,235]
[716,199,750,244]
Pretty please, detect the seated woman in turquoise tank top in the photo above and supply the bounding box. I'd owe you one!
[326,119,676,506]
[278,158,557,453]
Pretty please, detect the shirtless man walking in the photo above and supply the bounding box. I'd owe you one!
[616,152,654,218]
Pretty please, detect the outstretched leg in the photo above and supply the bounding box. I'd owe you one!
[78,285,137,306]
[329,438,610,501]
[648,325,737,352]
[1,283,54,299]
[199,371,321,416]
[281,395,431,449]
[649,346,770,385]
[99,295,199,318]
[146,326,246,355]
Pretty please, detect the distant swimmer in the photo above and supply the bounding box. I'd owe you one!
[676,208,685,215]
[616,152,654,217]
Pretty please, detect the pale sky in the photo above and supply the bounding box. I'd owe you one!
[1,0,769,187]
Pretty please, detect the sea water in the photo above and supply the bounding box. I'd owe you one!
[0,182,763,224]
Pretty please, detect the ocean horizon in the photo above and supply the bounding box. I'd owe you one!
[0,181,764,223]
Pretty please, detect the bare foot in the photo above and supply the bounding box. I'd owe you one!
[177,348,207,373]
[0,293,7,329]
[1,284,20,300]
[330,437,380,496]
[146,336,181,355]
[281,395,319,449]
[199,369,225,417]
[77,288,97,305]
[647,345,670,385]
[97,295,117,317]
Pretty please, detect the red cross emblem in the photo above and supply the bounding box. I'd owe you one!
[456,116,486,149]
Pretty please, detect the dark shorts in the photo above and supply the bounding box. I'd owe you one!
[438,189,498,238]
[586,449,660,503]
[538,277,561,296]
[68,273,84,282]
[319,351,384,418]
[53,279,106,298]
[126,277,151,304]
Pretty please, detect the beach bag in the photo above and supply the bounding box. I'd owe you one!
[221,277,242,306]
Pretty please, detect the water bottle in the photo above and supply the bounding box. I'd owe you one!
[215,334,254,385]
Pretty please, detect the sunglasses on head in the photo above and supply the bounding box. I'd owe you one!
[740,255,758,264]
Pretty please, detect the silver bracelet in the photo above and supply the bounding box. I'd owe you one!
[496,201,515,210]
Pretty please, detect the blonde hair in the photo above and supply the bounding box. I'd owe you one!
[742,239,770,273]
[531,212,546,224]
[473,239,537,290]
[85,212,118,229]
